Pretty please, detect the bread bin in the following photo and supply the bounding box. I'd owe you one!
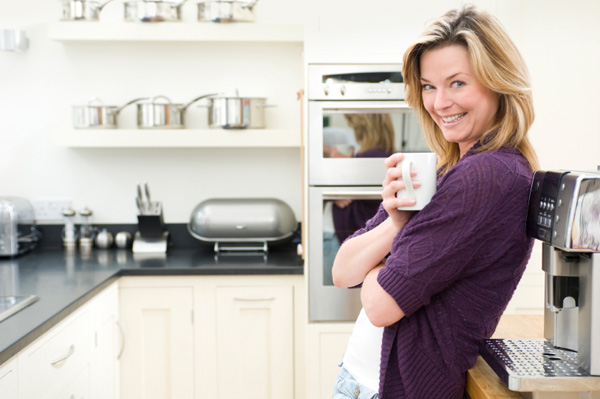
[0,197,39,257]
[187,198,296,252]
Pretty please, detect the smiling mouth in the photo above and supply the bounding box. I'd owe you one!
[441,113,467,123]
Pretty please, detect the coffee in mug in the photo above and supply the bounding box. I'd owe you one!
[396,152,437,211]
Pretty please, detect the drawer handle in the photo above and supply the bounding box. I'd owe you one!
[51,344,75,368]
[234,296,276,302]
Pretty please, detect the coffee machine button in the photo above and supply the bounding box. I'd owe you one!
[558,199,562,207]
[555,215,560,223]
[553,231,558,238]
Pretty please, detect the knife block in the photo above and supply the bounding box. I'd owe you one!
[137,214,165,239]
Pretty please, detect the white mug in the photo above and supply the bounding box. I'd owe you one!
[396,152,437,211]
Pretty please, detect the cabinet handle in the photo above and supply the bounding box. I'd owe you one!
[50,344,75,367]
[233,296,276,301]
[116,320,125,360]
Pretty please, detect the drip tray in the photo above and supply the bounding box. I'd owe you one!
[0,295,39,323]
[480,339,600,392]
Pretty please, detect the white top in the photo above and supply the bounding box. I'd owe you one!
[342,307,384,392]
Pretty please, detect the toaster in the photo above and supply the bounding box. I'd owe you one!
[0,197,39,257]
[526,170,600,252]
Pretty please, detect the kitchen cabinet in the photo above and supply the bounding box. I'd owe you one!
[214,285,294,399]
[119,284,195,399]
[12,281,119,399]
[305,323,354,399]
[118,274,305,399]
[89,282,121,399]
[17,302,91,399]
[0,357,18,399]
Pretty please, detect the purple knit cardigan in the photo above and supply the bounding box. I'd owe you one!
[354,145,534,398]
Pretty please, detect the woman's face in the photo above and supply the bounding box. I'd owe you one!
[420,44,499,157]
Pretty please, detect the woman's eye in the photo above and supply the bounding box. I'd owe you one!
[451,81,465,88]
[422,84,434,91]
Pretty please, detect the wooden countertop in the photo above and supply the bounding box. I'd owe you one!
[466,314,544,399]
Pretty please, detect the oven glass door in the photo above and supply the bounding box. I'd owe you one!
[309,186,382,322]
[308,101,429,186]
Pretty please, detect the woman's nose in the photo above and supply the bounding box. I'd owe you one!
[434,89,452,110]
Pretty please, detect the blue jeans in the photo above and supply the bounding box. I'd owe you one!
[333,365,378,399]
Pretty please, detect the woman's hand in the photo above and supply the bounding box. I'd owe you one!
[382,153,418,229]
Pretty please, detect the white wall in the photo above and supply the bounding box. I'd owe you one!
[0,0,306,224]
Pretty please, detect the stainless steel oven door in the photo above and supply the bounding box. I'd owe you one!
[308,186,382,322]
[308,101,429,186]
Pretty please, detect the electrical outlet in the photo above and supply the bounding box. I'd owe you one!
[33,198,72,222]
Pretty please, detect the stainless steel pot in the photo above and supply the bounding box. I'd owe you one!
[205,95,273,129]
[73,97,147,129]
[124,0,187,22]
[197,0,259,23]
[60,0,115,21]
[137,94,217,129]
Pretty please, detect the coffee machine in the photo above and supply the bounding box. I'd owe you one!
[480,170,600,393]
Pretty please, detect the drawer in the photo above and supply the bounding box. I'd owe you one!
[18,309,91,398]
[49,364,90,399]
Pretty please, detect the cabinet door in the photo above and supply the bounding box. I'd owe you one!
[119,286,194,399]
[90,283,120,399]
[0,358,18,399]
[215,285,293,399]
[305,324,354,399]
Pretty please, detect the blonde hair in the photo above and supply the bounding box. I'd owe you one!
[402,4,539,174]
[344,113,395,153]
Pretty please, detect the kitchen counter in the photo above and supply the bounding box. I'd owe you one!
[0,238,303,366]
[466,314,544,399]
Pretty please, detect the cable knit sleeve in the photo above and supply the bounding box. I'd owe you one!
[377,150,532,317]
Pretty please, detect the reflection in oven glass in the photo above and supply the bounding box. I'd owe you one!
[322,197,381,286]
[323,112,428,159]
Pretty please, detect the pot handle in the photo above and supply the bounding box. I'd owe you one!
[98,0,115,11]
[115,97,150,113]
[174,0,188,8]
[151,95,173,105]
[181,93,219,111]
[242,0,259,10]
[86,97,105,106]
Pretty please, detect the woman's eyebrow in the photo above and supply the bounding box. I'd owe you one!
[420,72,468,83]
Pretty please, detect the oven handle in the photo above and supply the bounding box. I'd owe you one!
[314,101,412,112]
[322,191,382,200]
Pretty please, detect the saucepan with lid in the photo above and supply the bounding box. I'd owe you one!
[60,0,115,21]
[124,0,188,22]
[136,93,217,129]
[202,92,274,129]
[197,0,259,23]
[73,97,148,129]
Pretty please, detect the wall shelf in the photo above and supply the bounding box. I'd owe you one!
[52,128,300,148]
[48,22,304,43]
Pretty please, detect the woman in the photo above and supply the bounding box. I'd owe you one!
[331,5,539,399]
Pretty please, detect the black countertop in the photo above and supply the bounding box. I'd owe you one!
[0,224,304,366]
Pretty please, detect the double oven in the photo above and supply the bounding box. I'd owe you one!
[307,64,429,322]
